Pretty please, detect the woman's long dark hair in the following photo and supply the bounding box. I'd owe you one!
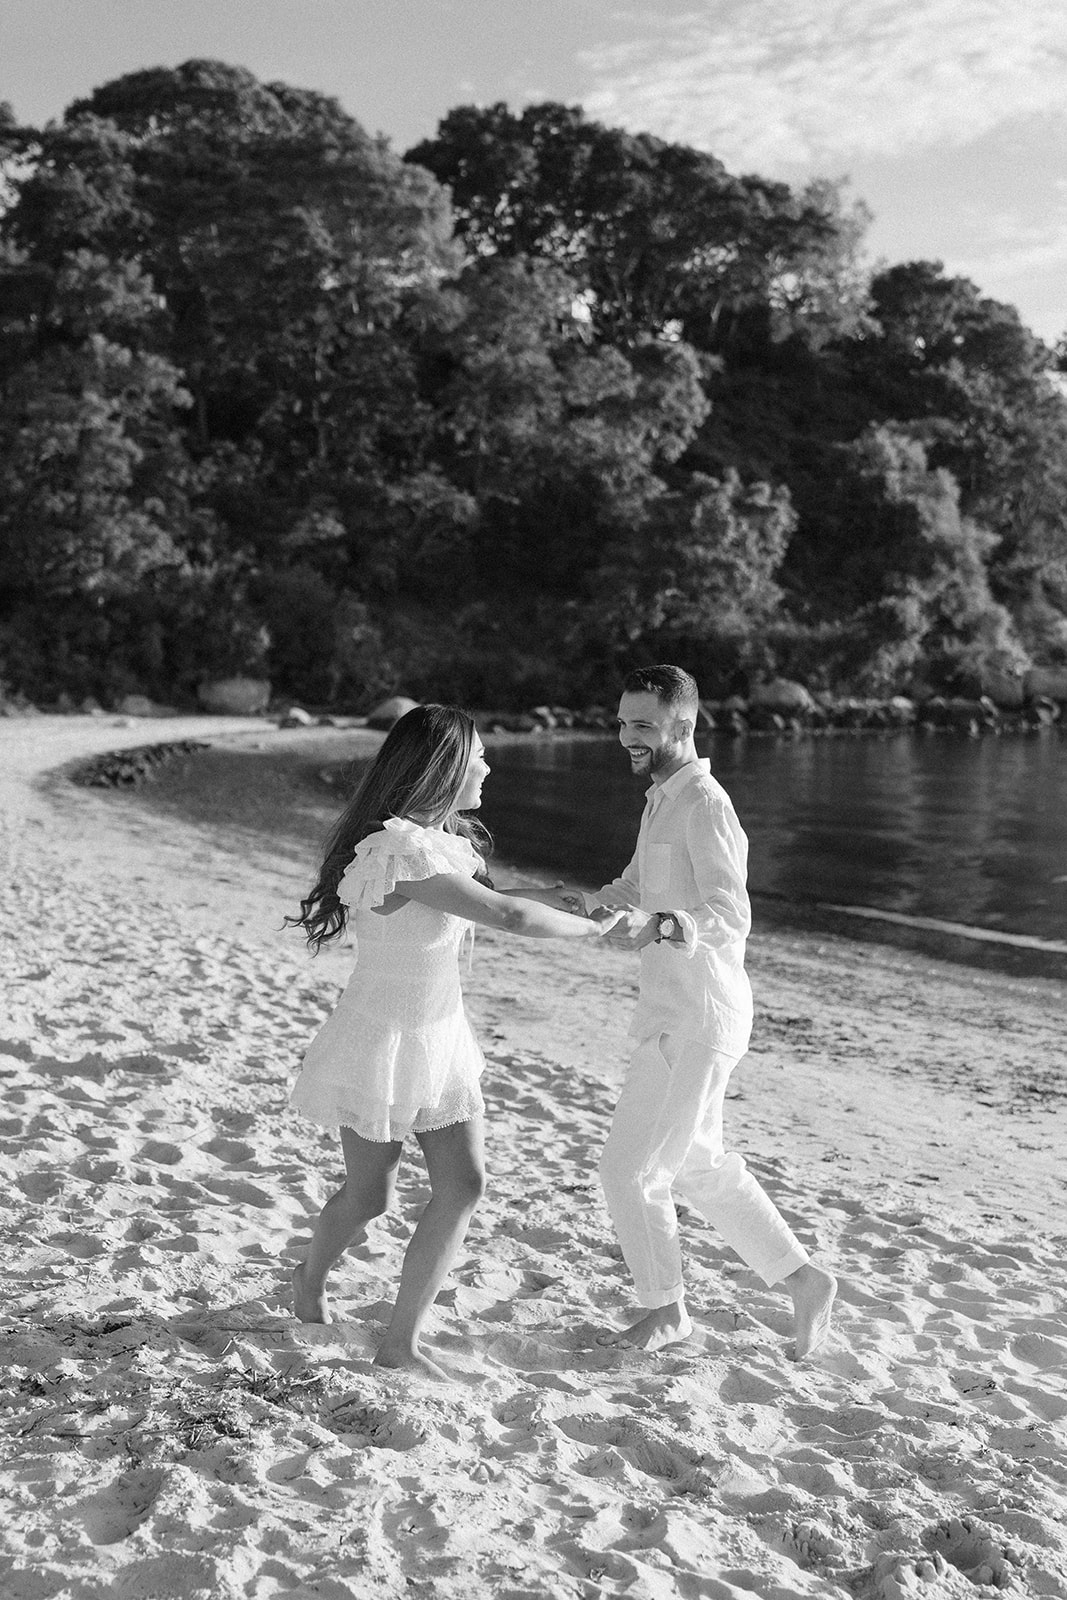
[289,704,491,951]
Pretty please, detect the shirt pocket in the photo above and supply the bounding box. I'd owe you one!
[644,844,672,895]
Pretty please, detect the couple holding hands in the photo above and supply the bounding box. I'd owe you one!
[288,665,836,1379]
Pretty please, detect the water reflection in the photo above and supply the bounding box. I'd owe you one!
[478,731,1067,967]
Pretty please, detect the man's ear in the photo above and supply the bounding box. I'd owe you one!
[674,715,694,742]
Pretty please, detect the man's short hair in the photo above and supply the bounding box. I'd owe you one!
[622,664,699,718]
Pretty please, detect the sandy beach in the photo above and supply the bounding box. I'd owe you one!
[2,714,1065,1600]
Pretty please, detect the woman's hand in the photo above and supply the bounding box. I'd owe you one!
[588,905,626,935]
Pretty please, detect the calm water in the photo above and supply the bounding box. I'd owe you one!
[476,731,1067,979]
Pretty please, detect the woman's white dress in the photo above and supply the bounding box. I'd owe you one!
[290,818,486,1142]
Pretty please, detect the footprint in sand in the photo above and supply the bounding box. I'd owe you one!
[75,1467,166,1545]
[17,1172,65,1200]
[555,1412,705,1482]
[45,1228,107,1259]
[867,1549,951,1598]
[1009,1331,1067,1370]
[138,1139,183,1166]
[718,1366,781,1405]
[758,1516,846,1571]
[70,1155,121,1183]
[869,1516,1026,1598]
[326,1398,427,1450]
[200,1175,274,1208]
[926,1515,1025,1587]
[200,1136,256,1165]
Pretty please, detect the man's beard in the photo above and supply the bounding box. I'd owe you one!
[629,742,679,777]
[649,743,679,775]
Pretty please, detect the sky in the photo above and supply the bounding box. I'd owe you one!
[3,0,1066,346]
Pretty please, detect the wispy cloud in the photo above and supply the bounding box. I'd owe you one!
[962,216,1067,284]
[580,0,1067,170]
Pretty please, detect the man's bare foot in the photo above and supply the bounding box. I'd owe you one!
[786,1262,837,1360]
[374,1341,452,1382]
[292,1263,329,1324]
[601,1301,694,1352]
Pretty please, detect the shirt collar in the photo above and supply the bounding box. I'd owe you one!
[647,757,710,804]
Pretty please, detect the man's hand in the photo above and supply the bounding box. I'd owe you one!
[557,887,591,916]
[602,908,660,950]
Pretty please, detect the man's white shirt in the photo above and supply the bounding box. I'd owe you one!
[596,758,753,1054]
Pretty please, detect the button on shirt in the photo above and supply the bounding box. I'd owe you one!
[597,759,753,1055]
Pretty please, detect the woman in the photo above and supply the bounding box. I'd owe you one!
[288,704,618,1379]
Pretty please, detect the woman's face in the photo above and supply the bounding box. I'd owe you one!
[454,736,490,811]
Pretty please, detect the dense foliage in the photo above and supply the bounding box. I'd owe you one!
[1,64,1064,708]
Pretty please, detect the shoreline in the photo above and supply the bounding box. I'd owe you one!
[18,714,1067,1217]
[2,714,1066,1598]
[60,714,1067,986]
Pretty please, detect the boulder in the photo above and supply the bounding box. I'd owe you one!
[1027,696,1060,726]
[888,696,917,723]
[366,695,419,730]
[749,678,816,713]
[827,698,872,728]
[279,706,314,728]
[198,677,271,715]
[116,694,179,718]
[941,698,996,733]
[1024,667,1067,703]
[747,706,786,733]
[981,668,1025,710]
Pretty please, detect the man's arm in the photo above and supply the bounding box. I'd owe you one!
[609,794,750,954]
[667,793,750,956]
[558,845,641,916]
[595,845,642,909]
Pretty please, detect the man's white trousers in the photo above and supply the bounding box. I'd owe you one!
[599,1032,808,1309]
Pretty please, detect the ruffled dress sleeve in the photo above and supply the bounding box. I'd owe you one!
[337,818,480,910]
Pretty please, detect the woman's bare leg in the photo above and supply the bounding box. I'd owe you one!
[375,1117,486,1380]
[294,1127,403,1324]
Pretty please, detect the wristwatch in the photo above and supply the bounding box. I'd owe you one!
[655,912,679,944]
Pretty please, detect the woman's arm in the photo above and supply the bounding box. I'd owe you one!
[396,871,621,938]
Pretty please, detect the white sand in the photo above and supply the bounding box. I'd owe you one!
[1,715,1065,1600]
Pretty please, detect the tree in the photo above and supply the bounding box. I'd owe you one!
[844,262,1067,658]
[53,62,459,544]
[0,60,471,703]
[0,230,199,602]
[408,102,872,350]
[783,424,1027,691]
[423,256,710,595]
[591,470,793,680]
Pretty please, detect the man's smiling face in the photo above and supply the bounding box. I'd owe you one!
[616,690,688,780]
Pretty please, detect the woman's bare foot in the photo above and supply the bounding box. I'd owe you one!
[601,1301,693,1352]
[292,1263,329,1324]
[374,1340,452,1382]
[786,1262,837,1360]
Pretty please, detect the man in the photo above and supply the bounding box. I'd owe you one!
[576,664,836,1360]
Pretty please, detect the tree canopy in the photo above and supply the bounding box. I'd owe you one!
[1,64,1064,708]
